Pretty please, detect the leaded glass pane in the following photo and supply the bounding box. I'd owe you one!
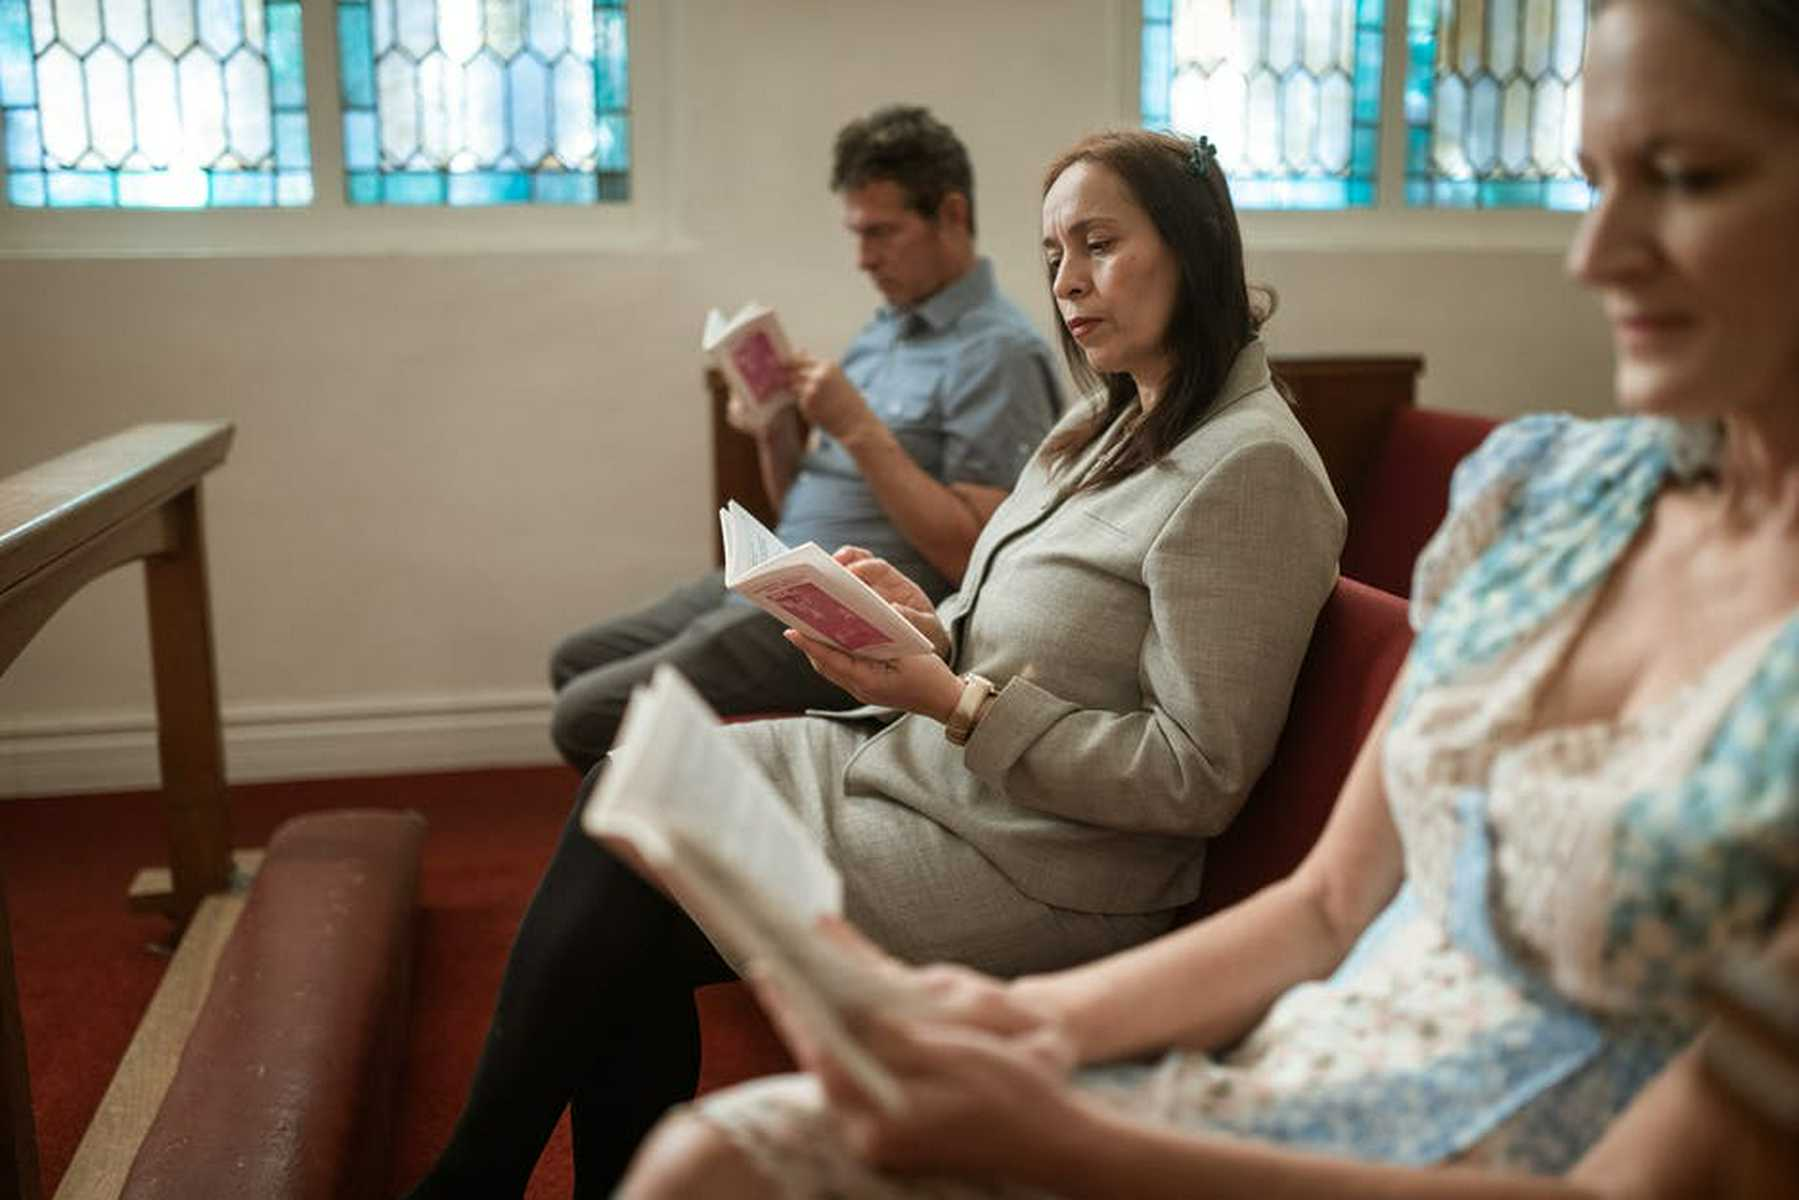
[1143,0,1382,210]
[0,0,311,207]
[337,0,630,206]
[1404,0,1590,208]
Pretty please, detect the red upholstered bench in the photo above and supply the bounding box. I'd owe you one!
[695,576,1413,1094]
[119,809,427,1200]
[1341,406,1497,598]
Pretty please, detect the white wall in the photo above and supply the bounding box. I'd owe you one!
[0,0,1615,795]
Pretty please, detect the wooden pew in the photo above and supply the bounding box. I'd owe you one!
[707,356,1426,563]
[2,425,428,1200]
[1274,356,1425,514]
[1,423,237,1200]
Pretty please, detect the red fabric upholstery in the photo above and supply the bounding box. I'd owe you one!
[1341,406,1497,597]
[694,979,795,1094]
[695,577,1413,1094]
[1185,576,1411,918]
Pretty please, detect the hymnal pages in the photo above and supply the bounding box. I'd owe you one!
[703,302,796,431]
[581,665,932,1112]
[719,501,937,660]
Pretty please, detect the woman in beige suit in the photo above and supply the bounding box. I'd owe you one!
[405,130,1345,1200]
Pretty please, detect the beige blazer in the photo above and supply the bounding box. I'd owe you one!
[838,340,1345,915]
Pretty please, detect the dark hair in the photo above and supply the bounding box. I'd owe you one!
[1038,129,1275,496]
[830,105,977,237]
[1594,0,1799,91]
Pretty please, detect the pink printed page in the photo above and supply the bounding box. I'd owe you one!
[730,331,786,403]
[768,582,890,651]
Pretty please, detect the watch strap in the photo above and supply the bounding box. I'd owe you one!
[945,673,996,746]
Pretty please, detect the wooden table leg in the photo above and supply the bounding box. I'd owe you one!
[1,874,43,1200]
[140,486,233,926]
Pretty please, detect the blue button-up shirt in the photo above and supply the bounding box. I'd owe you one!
[775,258,1062,599]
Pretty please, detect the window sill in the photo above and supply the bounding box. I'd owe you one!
[1238,207,1581,254]
[0,195,702,260]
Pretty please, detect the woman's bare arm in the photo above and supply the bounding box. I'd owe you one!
[1014,687,1408,1063]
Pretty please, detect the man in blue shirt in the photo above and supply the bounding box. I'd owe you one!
[549,106,1062,771]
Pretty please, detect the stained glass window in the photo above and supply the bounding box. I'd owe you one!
[1142,0,1385,210]
[336,0,628,206]
[1404,0,1590,208]
[0,0,311,207]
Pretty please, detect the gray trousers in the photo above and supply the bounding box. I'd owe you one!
[548,571,854,771]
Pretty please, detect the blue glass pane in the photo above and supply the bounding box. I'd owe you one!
[1404,27,1433,123]
[596,169,626,201]
[1405,0,1587,208]
[1291,179,1347,209]
[1483,180,1525,206]
[594,6,626,108]
[448,169,530,204]
[0,0,36,105]
[595,111,627,171]
[346,168,382,204]
[274,110,308,167]
[340,0,631,207]
[1545,178,1591,211]
[275,169,310,205]
[1146,0,1377,211]
[1434,179,1479,207]
[1139,19,1170,128]
[210,169,274,206]
[1405,125,1431,175]
[4,0,310,208]
[344,109,378,169]
[383,170,445,204]
[338,3,376,107]
[532,169,595,203]
[1351,126,1378,177]
[8,171,45,204]
[267,0,304,107]
[507,52,549,163]
[5,105,40,167]
[1353,28,1381,122]
[46,169,115,205]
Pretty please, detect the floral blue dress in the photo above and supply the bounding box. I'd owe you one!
[694,414,1799,1197]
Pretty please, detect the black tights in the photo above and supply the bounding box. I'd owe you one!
[403,766,735,1199]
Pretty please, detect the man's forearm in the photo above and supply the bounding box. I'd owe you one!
[835,421,988,584]
[755,410,806,510]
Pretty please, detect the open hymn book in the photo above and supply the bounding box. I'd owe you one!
[720,500,937,660]
[581,665,939,1113]
[703,302,796,432]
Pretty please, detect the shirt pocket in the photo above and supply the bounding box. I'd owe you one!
[871,378,938,430]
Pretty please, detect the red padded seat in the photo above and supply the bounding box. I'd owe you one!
[1341,406,1496,597]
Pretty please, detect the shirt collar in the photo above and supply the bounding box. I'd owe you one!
[888,257,996,334]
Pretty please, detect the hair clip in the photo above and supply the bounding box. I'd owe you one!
[1185,135,1217,179]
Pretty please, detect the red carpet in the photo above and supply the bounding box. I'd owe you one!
[0,766,588,1198]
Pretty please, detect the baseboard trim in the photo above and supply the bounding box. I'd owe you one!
[0,691,560,798]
